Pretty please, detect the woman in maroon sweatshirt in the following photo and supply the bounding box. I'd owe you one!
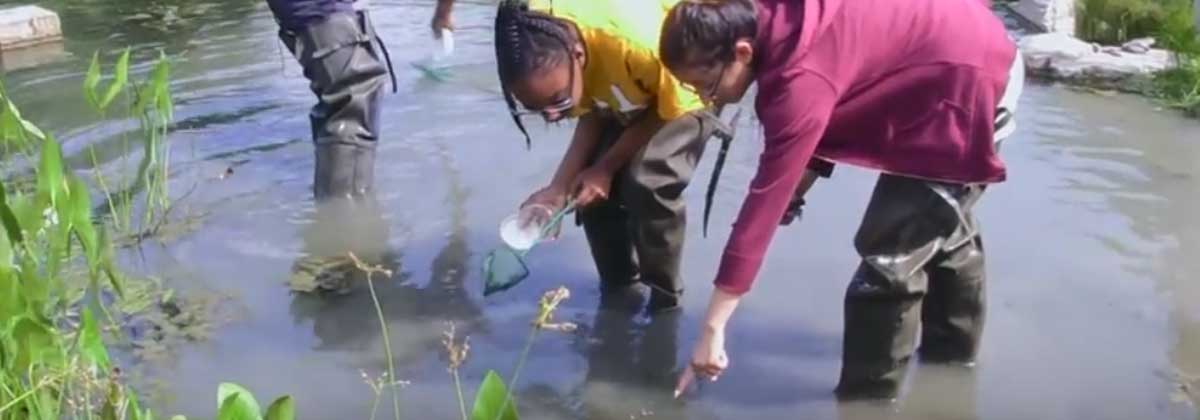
[662,0,1024,401]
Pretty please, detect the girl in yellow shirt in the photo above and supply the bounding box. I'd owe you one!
[490,0,724,313]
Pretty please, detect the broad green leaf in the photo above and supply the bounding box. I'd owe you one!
[127,393,144,420]
[84,51,101,110]
[264,396,295,420]
[78,307,110,368]
[1,97,46,141]
[471,370,520,420]
[136,52,172,119]
[0,271,21,325]
[10,316,59,373]
[66,176,99,276]
[0,180,24,245]
[8,192,44,238]
[171,416,187,420]
[0,221,12,275]
[0,322,16,370]
[99,48,131,110]
[18,261,49,313]
[36,136,65,209]
[217,382,262,420]
[153,53,174,122]
[0,100,27,147]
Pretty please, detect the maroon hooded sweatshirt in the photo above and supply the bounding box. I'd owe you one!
[714,0,1018,295]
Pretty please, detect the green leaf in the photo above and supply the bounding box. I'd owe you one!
[84,51,101,110]
[18,261,49,313]
[217,383,262,420]
[66,176,100,275]
[127,393,145,420]
[0,180,24,245]
[0,220,12,276]
[97,227,124,298]
[78,307,110,368]
[0,272,20,324]
[152,52,173,122]
[170,416,187,420]
[8,192,43,239]
[99,48,131,111]
[264,396,295,420]
[36,136,65,209]
[471,370,520,420]
[10,316,59,373]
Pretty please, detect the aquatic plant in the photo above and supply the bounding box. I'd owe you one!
[1076,0,1192,45]
[442,322,471,420]
[1152,2,1200,115]
[82,48,176,239]
[212,382,295,420]
[348,252,405,420]
[452,286,576,420]
[2,64,291,420]
[0,84,131,418]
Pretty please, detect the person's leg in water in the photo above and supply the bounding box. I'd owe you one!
[619,109,717,313]
[275,4,393,294]
[578,115,644,302]
[916,50,1022,368]
[836,46,1022,402]
[836,173,970,401]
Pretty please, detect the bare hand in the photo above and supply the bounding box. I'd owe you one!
[674,328,729,399]
[520,185,567,231]
[572,166,613,207]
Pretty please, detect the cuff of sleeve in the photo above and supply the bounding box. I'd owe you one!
[713,251,763,296]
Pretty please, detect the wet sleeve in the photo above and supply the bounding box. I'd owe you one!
[714,72,838,295]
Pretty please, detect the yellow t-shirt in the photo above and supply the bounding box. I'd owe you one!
[528,0,705,122]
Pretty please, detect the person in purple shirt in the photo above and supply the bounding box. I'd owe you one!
[662,0,1024,401]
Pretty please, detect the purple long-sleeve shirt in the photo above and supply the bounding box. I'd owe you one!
[714,0,1017,295]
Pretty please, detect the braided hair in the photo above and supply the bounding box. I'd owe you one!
[494,0,579,148]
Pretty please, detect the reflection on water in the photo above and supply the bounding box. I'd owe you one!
[2,0,1200,418]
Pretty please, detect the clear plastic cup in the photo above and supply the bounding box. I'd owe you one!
[499,204,557,251]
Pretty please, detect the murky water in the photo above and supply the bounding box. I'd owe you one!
[3,0,1199,419]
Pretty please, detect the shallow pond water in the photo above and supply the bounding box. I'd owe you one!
[2,1,1199,419]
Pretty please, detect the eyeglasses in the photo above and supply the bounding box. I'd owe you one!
[511,54,578,123]
[684,61,728,101]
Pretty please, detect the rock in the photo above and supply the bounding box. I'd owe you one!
[0,5,61,50]
[1013,0,1076,34]
[1019,32,1174,93]
[0,39,64,71]
[1122,37,1156,54]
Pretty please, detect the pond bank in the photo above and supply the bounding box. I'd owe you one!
[998,2,1199,117]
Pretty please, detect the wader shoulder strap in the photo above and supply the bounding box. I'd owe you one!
[703,107,743,238]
